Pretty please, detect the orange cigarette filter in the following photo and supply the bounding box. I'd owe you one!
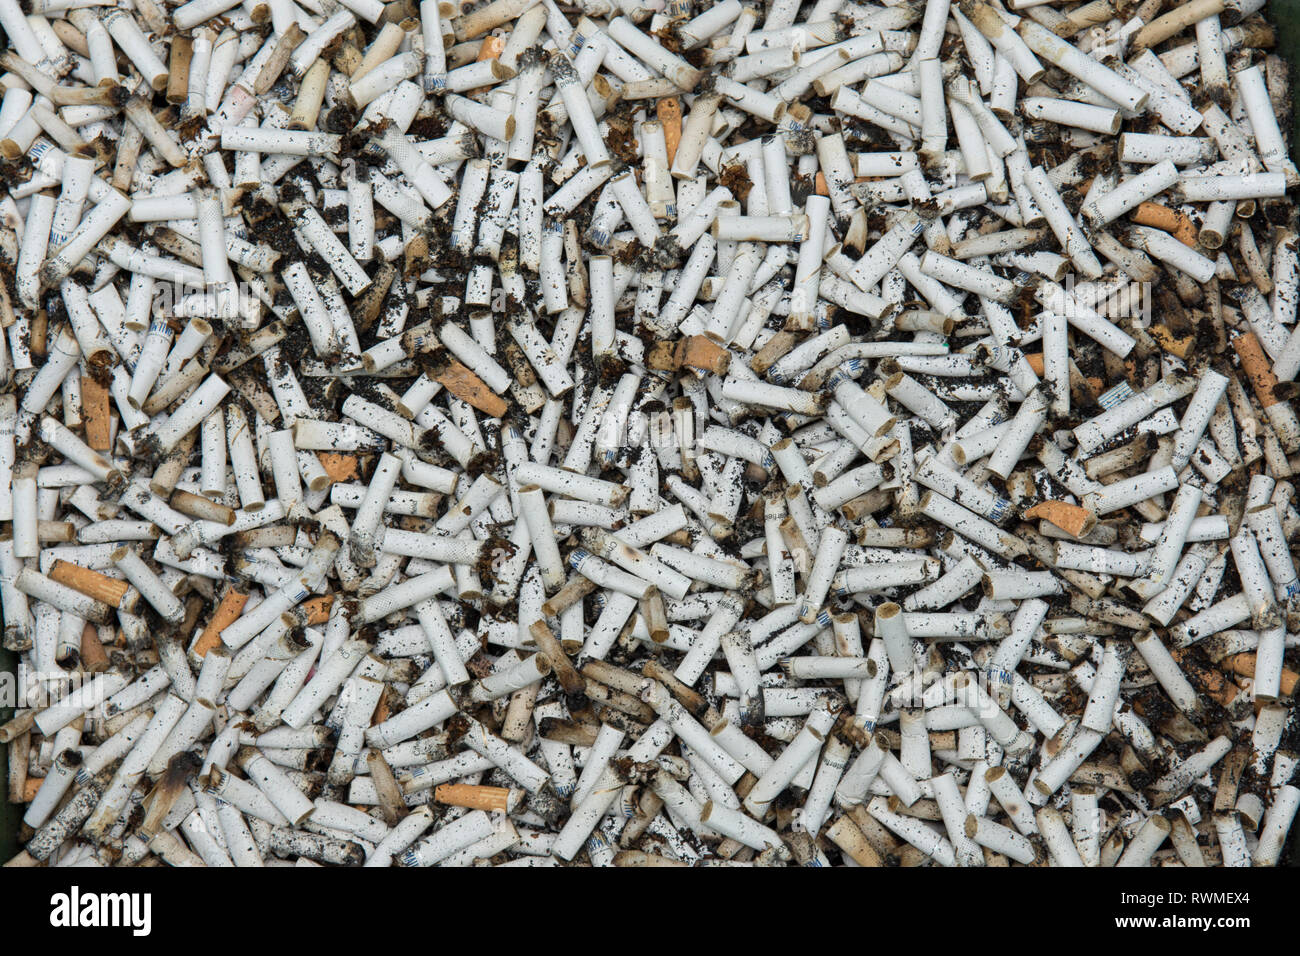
[1024,353,1045,376]
[1149,324,1195,360]
[371,690,390,725]
[434,783,515,812]
[467,35,507,94]
[191,588,249,658]
[1131,202,1198,247]
[49,559,133,609]
[299,594,336,625]
[81,374,112,451]
[657,97,681,166]
[1233,331,1281,407]
[318,453,360,482]
[21,776,42,803]
[431,359,509,417]
[1023,501,1098,538]
[1170,647,1243,711]
[80,622,111,672]
[476,34,504,60]
[1221,653,1299,697]
[677,335,731,375]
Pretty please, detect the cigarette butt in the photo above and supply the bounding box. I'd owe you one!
[930,730,957,750]
[1024,353,1045,376]
[21,776,42,803]
[318,453,360,482]
[658,97,681,166]
[6,732,28,803]
[191,588,249,658]
[641,658,707,716]
[80,622,111,673]
[167,34,193,105]
[538,717,599,746]
[1131,203,1198,247]
[647,340,680,371]
[434,783,517,812]
[299,594,335,625]
[676,335,731,375]
[81,374,112,451]
[431,358,509,417]
[366,750,406,825]
[1169,647,1243,711]
[0,711,37,745]
[528,619,583,695]
[356,263,397,330]
[372,690,390,725]
[170,488,237,525]
[49,559,134,610]
[1221,653,1299,697]
[39,521,77,543]
[29,310,47,359]
[1149,325,1195,360]
[585,679,656,722]
[841,488,892,521]
[255,23,306,95]
[1023,501,1098,538]
[815,171,829,196]
[476,35,505,60]
[404,233,430,278]
[751,330,797,375]
[333,42,363,77]
[0,280,15,330]
[1233,331,1280,407]
[613,850,690,867]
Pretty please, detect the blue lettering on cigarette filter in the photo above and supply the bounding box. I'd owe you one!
[1098,381,1135,410]
[985,665,1013,685]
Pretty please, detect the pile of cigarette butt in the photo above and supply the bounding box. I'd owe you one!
[2,0,1300,870]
